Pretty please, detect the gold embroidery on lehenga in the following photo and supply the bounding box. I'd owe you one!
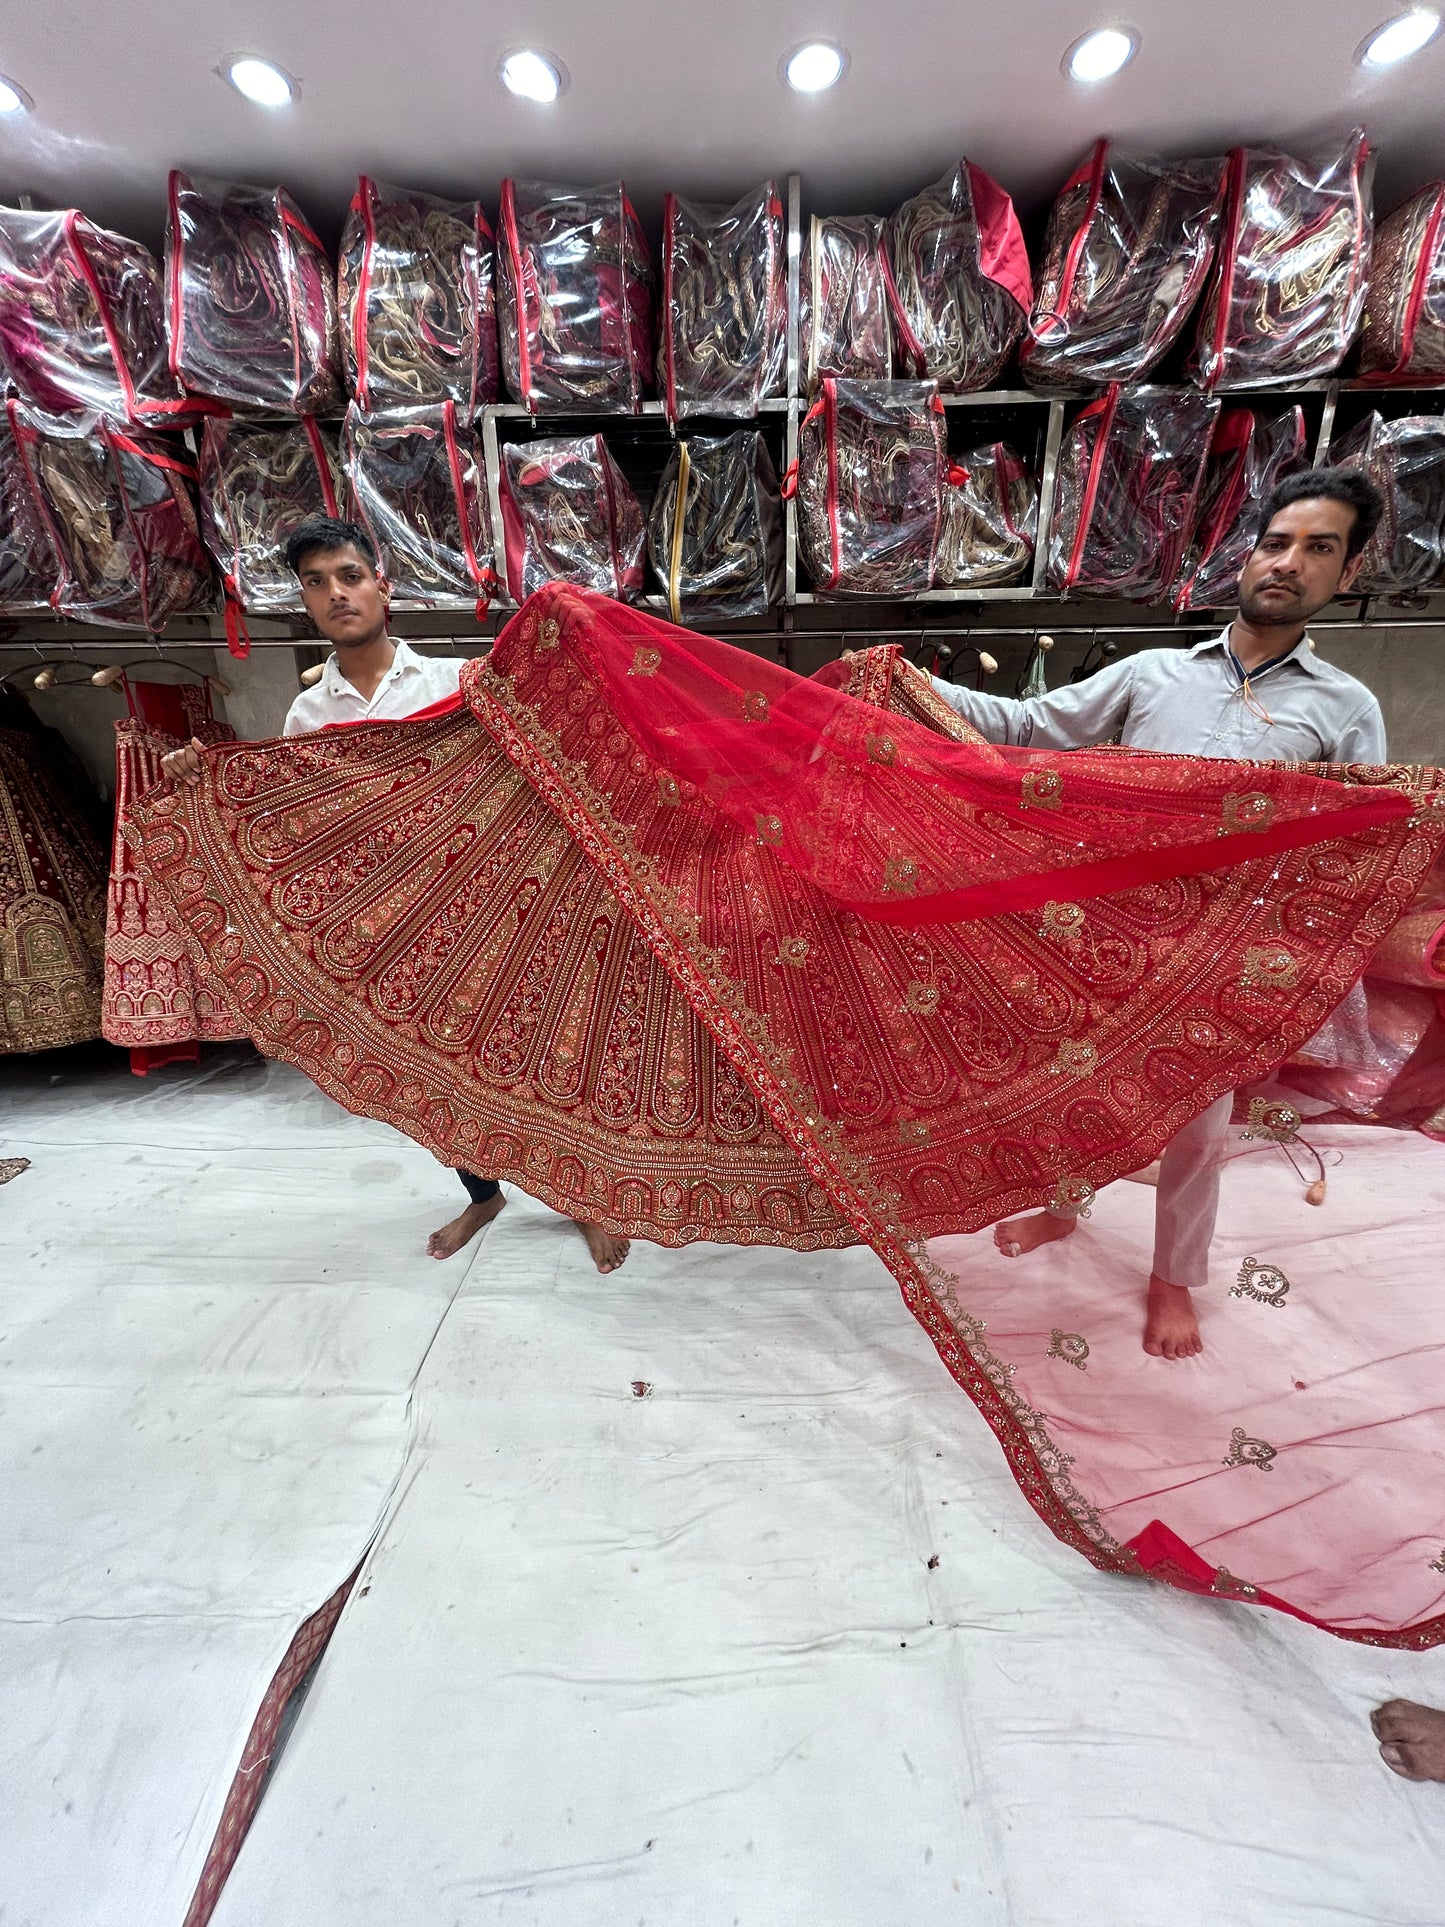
[1240,945,1299,991]
[0,1156,30,1184]
[866,732,898,765]
[1212,1567,1260,1600]
[1048,1175,1095,1217]
[628,646,662,676]
[1021,769,1063,810]
[656,771,680,808]
[1047,1329,1090,1371]
[742,689,770,722]
[1222,791,1275,834]
[537,616,561,651]
[754,813,784,847]
[1241,1098,1301,1143]
[882,857,919,897]
[1231,1257,1291,1307]
[899,1118,931,1145]
[1051,1038,1098,1076]
[1223,1426,1277,1471]
[903,979,939,1013]
[778,937,811,967]
[1038,900,1085,940]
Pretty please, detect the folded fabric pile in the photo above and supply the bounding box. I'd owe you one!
[198,417,343,651]
[1328,412,1445,595]
[797,378,947,595]
[498,434,645,600]
[646,430,783,619]
[344,401,494,612]
[659,182,787,417]
[936,441,1037,588]
[800,213,893,383]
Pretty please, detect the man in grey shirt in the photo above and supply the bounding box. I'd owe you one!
[930,466,1387,1362]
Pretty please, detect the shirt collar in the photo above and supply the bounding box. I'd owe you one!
[1189,625,1324,679]
[322,636,421,701]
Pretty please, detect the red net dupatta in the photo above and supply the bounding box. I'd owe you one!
[132,586,1445,1646]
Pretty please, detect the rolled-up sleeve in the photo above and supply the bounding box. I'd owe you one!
[930,659,1138,749]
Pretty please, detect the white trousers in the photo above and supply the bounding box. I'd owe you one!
[1150,1091,1235,1290]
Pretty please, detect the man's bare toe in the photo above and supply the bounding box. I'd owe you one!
[1371,1701,1445,1781]
[579,1221,630,1273]
[427,1191,504,1259]
[1143,1275,1202,1361]
[993,1210,1075,1258]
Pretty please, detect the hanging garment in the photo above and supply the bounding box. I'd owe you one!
[1190,130,1373,390]
[659,182,787,418]
[646,430,783,621]
[882,160,1031,392]
[165,171,342,416]
[198,417,343,656]
[800,213,893,385]
[103,678,241,1065]
[0,693,107,1053]
[935,442,1037,588]
[496,179,654,413]
[344,402,495,616]
[339,178,499,413]
[0,206,206,429]
[6,401,212,630]
[1022,142,1227,392]
[1046,385,1218,599]
[1358,183,1445,384]
[131,584,1445,1646]
[1173,406,1308,611]
[498,434,646,602]
[1327,413,1445,596]
[796,378,947,596]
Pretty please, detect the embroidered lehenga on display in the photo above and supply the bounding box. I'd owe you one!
[133,583,1445,1648]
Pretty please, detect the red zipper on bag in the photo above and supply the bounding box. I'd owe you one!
[440,399,495,619]
[879,239,926,378]
[353,177,376,407]
[499,181,536,411]
[662,192,678,421]
[166,171,186,380]
[301,417,339,516]
[596,434,624,598]
[822,381,841,591]
[1204,148,1247,389]
[1064,387,1118,591]
[1388,184,1445,379]
[1033,141,1107,347]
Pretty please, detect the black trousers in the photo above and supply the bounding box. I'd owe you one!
[457,1169,501,1205]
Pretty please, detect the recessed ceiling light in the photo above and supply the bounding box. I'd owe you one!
[1359,7,1441,65]
[0,74,32,114]
[1063,25,1139,82]
[783,41,847,93]
[221,55,298,108]
[499,49,564,102]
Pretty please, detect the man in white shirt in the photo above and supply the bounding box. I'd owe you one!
[929,467,1388,1361]
[161,516,629,1274]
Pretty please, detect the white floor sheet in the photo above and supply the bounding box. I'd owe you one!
[207,1177,1445,1927]
[0,1049,475,1927]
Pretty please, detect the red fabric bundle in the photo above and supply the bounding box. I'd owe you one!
[0,207,205,429]
[339,178,499,413]
[936,442,1037,588]
[800,213,893,384]
[1358,182,1445,384]
[1191,130,1373,390]
[198,417,342,655]
[1327,412,1445,595]
[496,179,654,413]
[7,401,211,630]
[1022,142,1226,392]
[1046,386,1218,599]
[1173,406,1308,611]
[796,378,946,595]
[166,171,342,416]
[344,401,495,616]
[498,434,645,602]
[659,182,787,417]
[882,160,1031,392]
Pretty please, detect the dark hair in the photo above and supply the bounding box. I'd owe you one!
[283,515,378,576]
[1257,467,1383,561]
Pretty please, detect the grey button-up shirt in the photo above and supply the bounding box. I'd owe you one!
[931,628,1386,764]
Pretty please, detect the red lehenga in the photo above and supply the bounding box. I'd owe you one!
[131,586,1445,1646]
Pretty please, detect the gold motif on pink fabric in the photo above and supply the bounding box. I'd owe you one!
[1223,791,1275,834]
[866,732,898,765]
[742,689,771,722]
[537,616,561,651]
[1240,945,1299,991]
[1047,1329,1090,1371]
[904,979,940,1013]
[1021,769,1063,810]
[629,646,662,676]
[1231,1257,1291,1307]
[1242,1098,1300,1144]
[1049,1175,1095,1217]
[755,813,784,848]
[882,857,919,897]
[1223,1427,1277,1472]
[1051,1038,1098,1076]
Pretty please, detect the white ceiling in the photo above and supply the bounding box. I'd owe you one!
[3,0,1445,250]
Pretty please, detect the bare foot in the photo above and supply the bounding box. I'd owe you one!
[1143,1273,1202,1360]
[578,1221,630,1273]
[1372,1700,1445,1781]
[995,1210,1077,1259]
[427,1190,505,1259]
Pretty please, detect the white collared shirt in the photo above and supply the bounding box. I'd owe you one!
[282,639,467,736]
[932,627,1386,764]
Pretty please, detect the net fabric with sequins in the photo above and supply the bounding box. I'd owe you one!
[646,430,783,621]
[1046,386,1218,600]
[1022,141,1227,393]
[659,182,787,418]
[6,401,211,630]
[496,179,655,413]
[1190,130,1374,391]
[339,178,499,414]
[797,377,947,595]
[131,582,1445,1645]
[1327,413,1445,596]
[1174,405,1308,611]
[165,171,342,416]
[0,206,201,428]
[344,402,494,611]
[882,159,1031,392]
[498,433,645,602]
